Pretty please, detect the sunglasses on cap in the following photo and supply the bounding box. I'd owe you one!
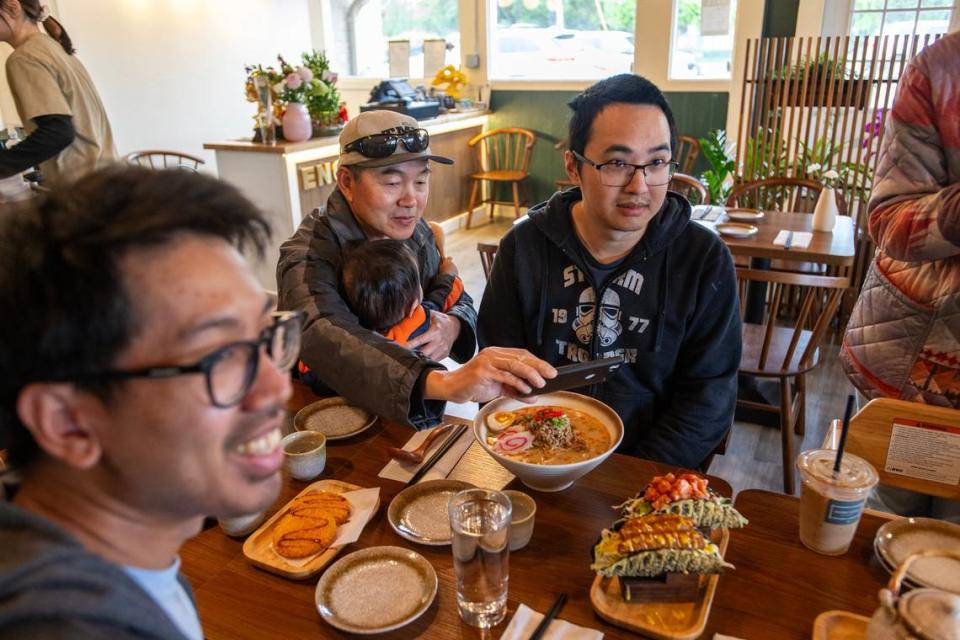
[343,127,430,159]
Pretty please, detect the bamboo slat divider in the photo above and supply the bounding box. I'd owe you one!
[734,33,944,291]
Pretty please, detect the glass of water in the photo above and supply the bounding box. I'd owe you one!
[448,488,512,628]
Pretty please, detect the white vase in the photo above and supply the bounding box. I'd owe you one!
[812,186,839,232]
[281,102,312,142]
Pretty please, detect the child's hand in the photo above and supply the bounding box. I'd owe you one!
[439,256,458,277]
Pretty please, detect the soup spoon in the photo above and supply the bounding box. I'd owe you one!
[388,424,454,463]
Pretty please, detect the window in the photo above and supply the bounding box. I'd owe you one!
[490,0,636,80]
[326,0,460,78]
[670,0,737,80]
[849,0,957,39]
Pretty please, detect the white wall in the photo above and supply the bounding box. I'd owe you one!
[2,0,316,169]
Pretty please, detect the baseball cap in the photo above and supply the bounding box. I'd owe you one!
[338,110,454,168]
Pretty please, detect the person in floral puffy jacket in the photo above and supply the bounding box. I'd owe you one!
[841,31,960,521]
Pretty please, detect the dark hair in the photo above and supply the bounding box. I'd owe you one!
[11,0,75,54]
[341,240,420,333]
[567,74,677,165]
[0,166,271,468]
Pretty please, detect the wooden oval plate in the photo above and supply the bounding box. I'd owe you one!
[241,479,380,580]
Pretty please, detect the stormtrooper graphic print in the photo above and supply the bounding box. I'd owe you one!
[552,263,651,365]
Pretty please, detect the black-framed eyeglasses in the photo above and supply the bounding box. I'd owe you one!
[342,127,430,159]
[66,311,303,408]
[572,150,677,187]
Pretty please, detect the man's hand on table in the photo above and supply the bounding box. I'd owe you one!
[424,347,557,403]
[407,311,460,360]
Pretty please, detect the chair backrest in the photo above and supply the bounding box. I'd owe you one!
[675,135,701,175]
[669,172,709,205]
[823,398,960,500]
[469,128,536,174]
[726,176,847,215]
[477,242,498,280]
[736,267,848,374]
[125,150,206,172]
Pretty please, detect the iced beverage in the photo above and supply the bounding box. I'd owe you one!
[797,449,878,555]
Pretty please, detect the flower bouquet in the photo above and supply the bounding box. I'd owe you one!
[245,50,345,143]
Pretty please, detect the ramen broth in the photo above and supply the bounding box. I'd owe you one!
[498,406,611,465]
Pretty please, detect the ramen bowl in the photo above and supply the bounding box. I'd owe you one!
[473,392,624,492]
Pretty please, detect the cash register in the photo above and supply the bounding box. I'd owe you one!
[360,79,440,120]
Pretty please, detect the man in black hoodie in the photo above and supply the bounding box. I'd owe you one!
[479,74,741,470]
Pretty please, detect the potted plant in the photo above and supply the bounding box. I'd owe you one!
[301,50,345,137]
[766,53,869,109]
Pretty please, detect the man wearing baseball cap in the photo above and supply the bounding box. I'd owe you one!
[277,110,555,429]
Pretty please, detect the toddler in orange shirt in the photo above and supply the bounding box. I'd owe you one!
[341,238,463,347]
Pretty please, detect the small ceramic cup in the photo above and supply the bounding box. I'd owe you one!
[217,510,267,538]
[504,489,537,552]
[282,431,327,481]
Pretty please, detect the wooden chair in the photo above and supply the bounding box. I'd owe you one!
[670,172,709,205]
[823,399,960,500]
[726,176,847,215]
[466,128,536,229]
[735,267,849,493]
[676,135,701,175]
[125,150,206,172]
[477,242,498,280]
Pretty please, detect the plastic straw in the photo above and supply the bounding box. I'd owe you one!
[833,394,856,475]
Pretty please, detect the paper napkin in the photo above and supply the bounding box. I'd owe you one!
[500,604,604,640]
[773,230,812,249]
[377,425,473,483]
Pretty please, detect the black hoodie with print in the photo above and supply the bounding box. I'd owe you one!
[478,188,741,469]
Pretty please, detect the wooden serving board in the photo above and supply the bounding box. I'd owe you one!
[812,610,870,640]
[241,479,379,580]
[589,528,730,640]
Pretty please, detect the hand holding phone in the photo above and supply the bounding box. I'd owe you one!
[533,355,624,395]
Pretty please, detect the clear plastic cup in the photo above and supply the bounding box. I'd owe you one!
[797,449,878,555]
[448,488,511,628]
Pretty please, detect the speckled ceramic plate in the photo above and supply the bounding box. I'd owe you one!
[725,209,764,222]
[875,517,960,594]
[315,546,437,634]
[387,479,474,545]
[294,397,377,441]
[715,222,759,238]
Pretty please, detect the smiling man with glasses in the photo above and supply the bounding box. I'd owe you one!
[0,166,291,638]
[278,110,555,430]
[478,74,741,470]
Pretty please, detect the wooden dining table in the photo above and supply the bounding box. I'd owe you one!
[180,384,889,638]
[715,210,857,267]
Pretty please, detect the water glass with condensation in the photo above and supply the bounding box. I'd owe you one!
[448,488,512,628]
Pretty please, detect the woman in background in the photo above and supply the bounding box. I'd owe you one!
[0,0,117,185]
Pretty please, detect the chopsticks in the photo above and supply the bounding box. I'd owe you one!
[405,423,468,486]
[528,593,567,640]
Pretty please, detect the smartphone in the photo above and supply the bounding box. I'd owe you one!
[532,355,625,395]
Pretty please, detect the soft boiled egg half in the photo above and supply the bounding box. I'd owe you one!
[486,411,516,433]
